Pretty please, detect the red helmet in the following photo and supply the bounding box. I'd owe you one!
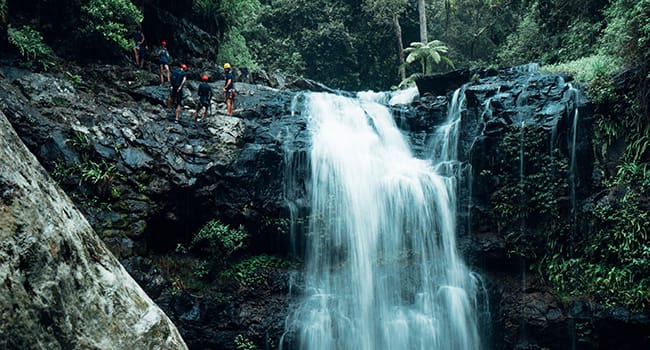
[161,40,167,46]
[180,64,187,71]
[201,75,208,81]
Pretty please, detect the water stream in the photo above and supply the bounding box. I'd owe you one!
[283,91,481,350]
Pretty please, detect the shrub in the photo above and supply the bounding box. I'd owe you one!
[7,24,55,71]
[542,54,623,83]
[178,219,248,280]
[223,254,290,287]
[190,219,247,257]
[81,0,143,51]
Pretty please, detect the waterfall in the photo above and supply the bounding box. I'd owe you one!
[565,83,579,256]
[282,91,481,350]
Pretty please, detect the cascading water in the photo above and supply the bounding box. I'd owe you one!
[565,83,580,252]
[282,91,481,350]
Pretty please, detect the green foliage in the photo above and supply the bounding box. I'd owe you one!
[542,62,650,308]
[300,20,360,89]
[178,219,247,280]
[599,0,650,65]
[223,254,290,287]
[194,0,262,68]
[65,71,83,87]
[542,54,623,83]
[79,160,117,185]
[544,187,650,309]
[67,131,92,156]
[81,0,143,51]
[496,3,543,66]
[485,124,568,258]
[589,76,650,164]
[234,334,256,350]
[555,18,601,61]
[399,40,453,88]
[7,24,55,71]
[191,219,247,257]
[216,28,258,70]
[403,40,453,74]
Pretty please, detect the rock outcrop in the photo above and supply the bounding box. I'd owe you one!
[0,110,187,349]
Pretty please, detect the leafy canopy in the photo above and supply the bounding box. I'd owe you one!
[81,0,143,51]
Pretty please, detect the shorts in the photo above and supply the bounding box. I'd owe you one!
[199,98,210,108]
[225,90,235,100]
[171,88,183,107]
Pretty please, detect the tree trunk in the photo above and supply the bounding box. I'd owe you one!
[393,13,406,81]
[418,0,427,44]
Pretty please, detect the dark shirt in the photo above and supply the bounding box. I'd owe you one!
[198,82,212,103]
[134,29,143,44]
[171,68,186,89]
[224,71,235,91]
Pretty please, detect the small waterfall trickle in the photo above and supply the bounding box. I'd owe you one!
[282,90,482,350]
[519,121,527,272]
[566,83,580,256]
[564,83,581,350]
[518,121,528,343]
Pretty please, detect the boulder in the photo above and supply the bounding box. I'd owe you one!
[0,110,187,349]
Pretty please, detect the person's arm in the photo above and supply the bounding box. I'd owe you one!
[178,76,186,91]
[138,32,145,45]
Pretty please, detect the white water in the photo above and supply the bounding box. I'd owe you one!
[283,91,480,350]
[566,83,580,258]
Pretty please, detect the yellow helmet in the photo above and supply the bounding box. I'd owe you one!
[223,63,231,69]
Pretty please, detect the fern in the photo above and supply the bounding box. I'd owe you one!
[7,25,55,71]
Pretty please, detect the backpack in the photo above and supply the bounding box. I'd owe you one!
[159,48,170,64]
[170,69,184,89]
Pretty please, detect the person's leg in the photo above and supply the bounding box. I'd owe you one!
[160,65,164,84]
[133,47,139,66]
[165,65,170,82]
[193,105,200,122]
[226,98,233,115]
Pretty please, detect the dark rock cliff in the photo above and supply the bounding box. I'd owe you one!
[1,61,648,349]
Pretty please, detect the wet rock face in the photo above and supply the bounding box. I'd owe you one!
[0,111,187,349]
[0,65,308,260]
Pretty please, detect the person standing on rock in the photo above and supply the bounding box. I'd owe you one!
[223,63,235,116]
[158,41,171,84]
[133,23,146,68]
[170,63,187,123]
[194,75,213,123]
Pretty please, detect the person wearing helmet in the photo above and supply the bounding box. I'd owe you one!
[169,63,188,123]
[158,41,171,84]
[223,63,235,116]
[194,74,213,123]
